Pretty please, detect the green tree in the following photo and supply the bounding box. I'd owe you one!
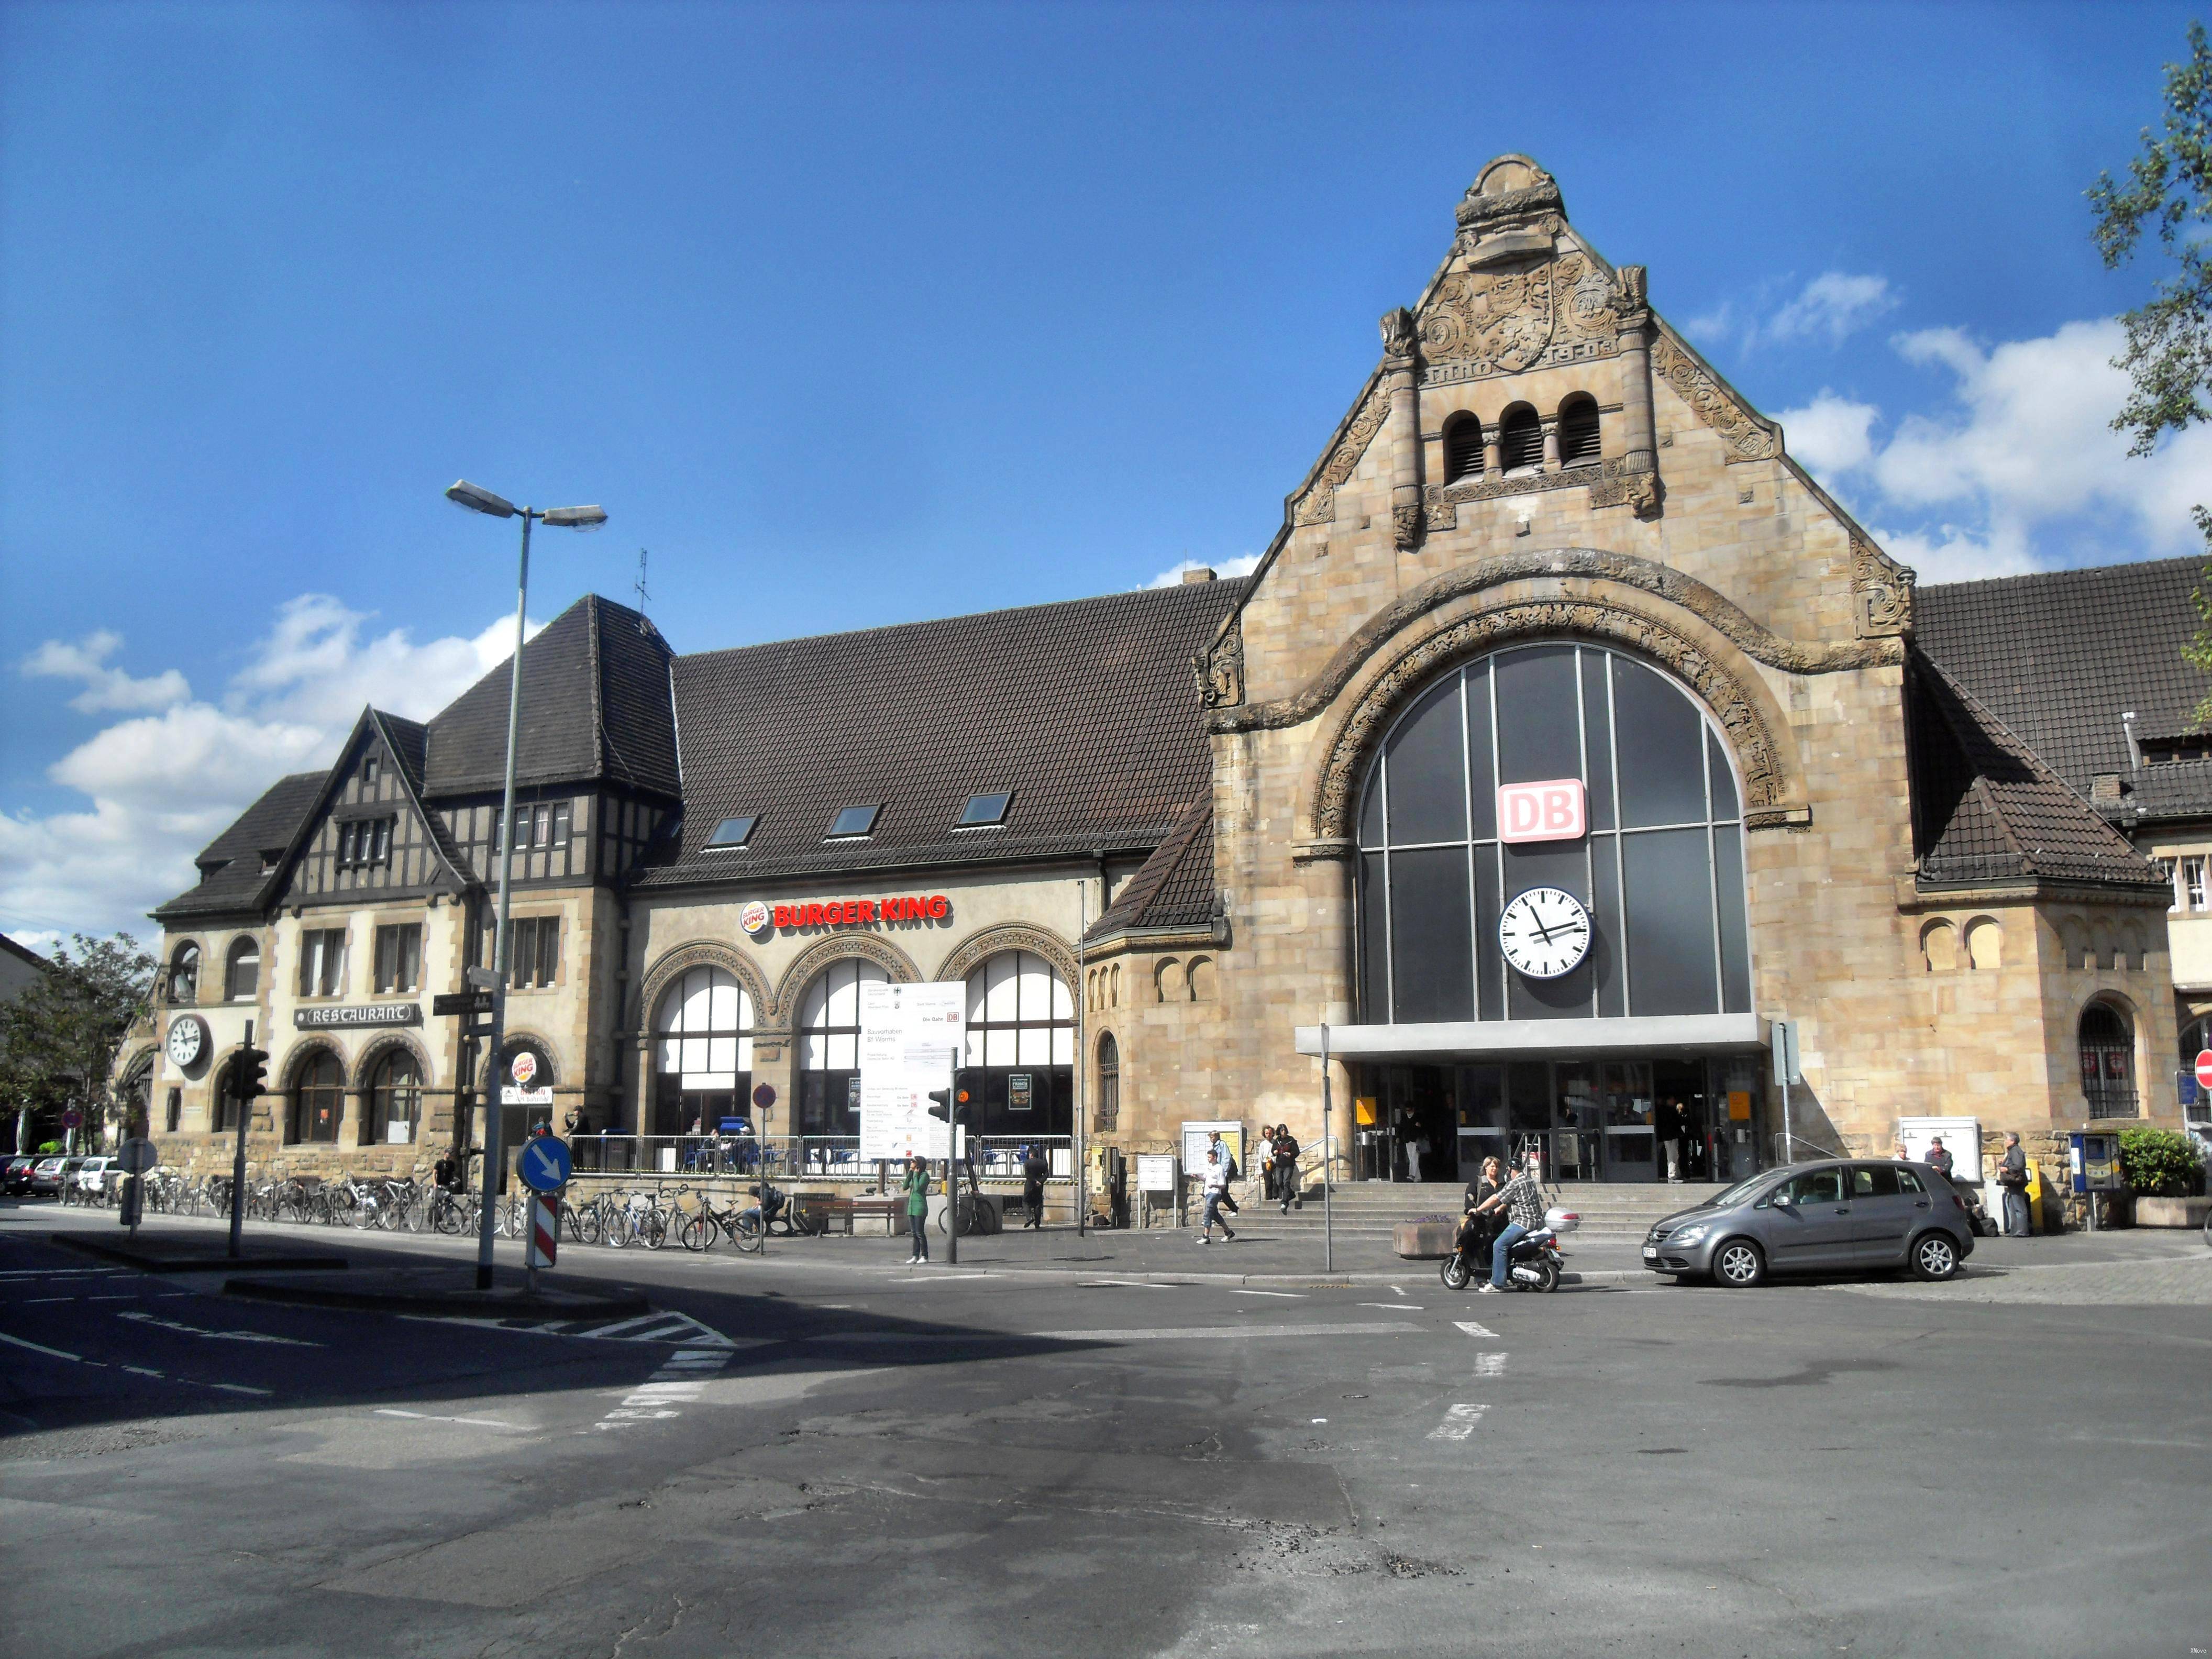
[2090,24,2212,718]
[0,933,156,1151]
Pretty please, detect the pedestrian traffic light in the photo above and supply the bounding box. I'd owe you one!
[238,1047,270,1102]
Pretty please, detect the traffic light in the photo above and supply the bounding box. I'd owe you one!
[924,1071,978,1122]
[238,1047,270,1102]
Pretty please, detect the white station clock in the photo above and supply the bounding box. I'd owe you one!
[1499,887,1592,980]
[165,1014,208,1069]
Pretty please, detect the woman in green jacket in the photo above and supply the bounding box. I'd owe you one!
[903,1154,931,1264]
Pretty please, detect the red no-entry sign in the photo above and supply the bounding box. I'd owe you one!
[2194,1050,2212,1092]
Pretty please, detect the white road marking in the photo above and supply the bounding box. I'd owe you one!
[208,1382,273,1397]
[1358,1302,1422,1310]
[0,1331,82,1362]
[1077,1280,1171,1290]
[1027,1321,1423,1342]
[0,1268,121,1279]
[1428,1403,1489,1441]
[116,1310,318,1346]
[1228,1289,1303,1298]
[375,1409,523,1429]
[1472,1352,1508,1377]
[589,1326,740,1434]
[1454,1320,1500,1339]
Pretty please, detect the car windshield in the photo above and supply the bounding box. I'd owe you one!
[1698,1173,1778,1209]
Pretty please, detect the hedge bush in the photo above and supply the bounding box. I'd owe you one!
[2119,1127,2206,1197]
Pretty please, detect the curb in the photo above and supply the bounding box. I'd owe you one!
[52,1232,350,1275]
[223,1278,652,1318]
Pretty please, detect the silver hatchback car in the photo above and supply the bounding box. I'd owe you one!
[1642,1158,1975,1288]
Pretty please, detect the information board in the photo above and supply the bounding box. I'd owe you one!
[1135,1154,1179,1194]
[858,982,966,1163]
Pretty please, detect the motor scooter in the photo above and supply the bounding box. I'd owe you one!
[1440,1206,1577,1292]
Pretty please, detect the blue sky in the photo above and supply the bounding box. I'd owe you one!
[4,1,2208,946]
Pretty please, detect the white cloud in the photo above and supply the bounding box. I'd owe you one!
[1765,272,1898,347]
[1686,271,1896,355]
[1146,552,1262,589]
[1,598,539,942]
[21,631,191,713]
[1777,317,2212,584]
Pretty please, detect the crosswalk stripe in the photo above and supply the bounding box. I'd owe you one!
[1427,1403,1489,1441]
[1453,1320,1499,1339]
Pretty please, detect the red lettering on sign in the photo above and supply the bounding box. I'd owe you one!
[858,900,878,922]
[772,904,791,928]
[884,898,905,922]
[802,902,823,926]
[927,895,950,920]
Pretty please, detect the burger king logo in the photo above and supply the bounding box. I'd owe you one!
[740,900,771,936]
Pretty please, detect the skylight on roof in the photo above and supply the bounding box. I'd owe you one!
[958,791,1011,827]
[827,803,881,838]
[706,815,757,848]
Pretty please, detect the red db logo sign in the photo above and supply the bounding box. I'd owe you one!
[1497,779,1587,844]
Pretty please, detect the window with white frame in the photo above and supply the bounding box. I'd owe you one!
[2186,856,2207,912]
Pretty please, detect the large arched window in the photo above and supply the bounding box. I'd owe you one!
[797,959,884,1137]
[1356,643,1751,1024]
[1557,394,1601,466]
[656,968,755,1137]
[1498,405,1543,474]
[963,950,1075,1138]
[367,1049,422,1145]
[226,937,260,1001]
[169,943,200,1005]
[2079,1002,2137,1118]
[290,1051,344,1144]
[1095,1031,1120,1132]
[1442,413,1485,484]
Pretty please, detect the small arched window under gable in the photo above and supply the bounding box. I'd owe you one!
[1498,405,1543,474]
[1442,413,1485,484]
[1557,395,1601,467]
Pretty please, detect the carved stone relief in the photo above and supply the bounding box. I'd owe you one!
[770,933,920,1023]
[1648,330,1779,462]
[1392,504,1425,551]
[1418,248,1629,388]
[1193,621,1245,710]
[637,939,773,1028]
[1424,456,1659,526]
[936,923,1079,995]
[1292,378,1392,527]
[1310,598,1791,842]
[1851,536,1917,638]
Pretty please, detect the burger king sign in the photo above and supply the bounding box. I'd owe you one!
[740,900,771,936]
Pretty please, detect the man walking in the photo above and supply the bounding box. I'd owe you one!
[1020,1142,1047,1229]
[1274,1123,1302,1212]
[1197,1142,1236,1244]
[1997,1131,2031,1237]
[1466,1150,1546,1293]
[902,1153,932,1264]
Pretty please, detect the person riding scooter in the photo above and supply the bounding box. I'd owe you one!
[1455,1156,1503,1263]
[1466,1149,1547,1295]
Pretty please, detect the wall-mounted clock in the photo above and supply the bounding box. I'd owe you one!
[1499,887,1592,980]
[165,1014,209,1069]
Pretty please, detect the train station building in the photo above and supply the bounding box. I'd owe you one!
[120,156,2204,1195]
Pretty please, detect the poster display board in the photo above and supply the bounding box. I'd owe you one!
[1896,1115,1983,1185]
[1179,1120,1246,1179]
[1135,1155,1179,1193]
[858,982,967,1163]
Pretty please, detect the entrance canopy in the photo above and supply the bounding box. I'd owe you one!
[1294,1013,1767,1060]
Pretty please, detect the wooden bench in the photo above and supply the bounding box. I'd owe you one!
[814,1196,905,1236]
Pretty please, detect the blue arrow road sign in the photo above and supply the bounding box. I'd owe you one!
[518,1136,571,1193]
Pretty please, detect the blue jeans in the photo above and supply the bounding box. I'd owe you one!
[909,1210,928,1259]
[1490,1222,1529,1288]
[1203,1191,1228,1233]
[2001,1187,2030,1237]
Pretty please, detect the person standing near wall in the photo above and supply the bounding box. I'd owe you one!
[903,1153,932,1264]
[1997,1131,2031,1237]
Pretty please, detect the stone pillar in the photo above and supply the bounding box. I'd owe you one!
[1380,307,1423,550]
[1616,265,1657,475]
[1484,435,1503,480]
[1540,417,1561,472]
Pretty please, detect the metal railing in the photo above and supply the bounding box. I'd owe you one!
[1772,1130,1841,1165]
[563,1133,1074,1185]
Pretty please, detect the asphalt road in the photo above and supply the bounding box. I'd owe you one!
[4,1203,2208,1658]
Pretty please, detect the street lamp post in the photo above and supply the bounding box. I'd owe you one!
[445,480,607,1291]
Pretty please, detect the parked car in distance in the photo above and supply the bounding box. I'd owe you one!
[72,1156,118,1202]
[0,1155,37,1194]
[1643,1158,1975,1288]
[27,1155,84,1197]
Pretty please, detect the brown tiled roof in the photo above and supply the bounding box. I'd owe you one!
[1084,801,1217,943]
[1906,650,2166,893]
[153,770,327,921]
[424,594,679,797]
[636,580,1248,888]
[1916,556,2210,797]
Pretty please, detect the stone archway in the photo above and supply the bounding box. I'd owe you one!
[937,923,1079,992]
[772,932,921,1020]
[638,939,773,1030]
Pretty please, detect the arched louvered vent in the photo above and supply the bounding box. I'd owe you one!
[1442,415,1484,484]
[1558,396,1601,466]
[1499,406,1543,473]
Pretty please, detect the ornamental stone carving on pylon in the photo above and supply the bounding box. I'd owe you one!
[1291,377,1392,527]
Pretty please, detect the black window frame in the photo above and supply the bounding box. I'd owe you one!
[706,815,758,848]
[826,803,882,839]
[957,792,1012,828]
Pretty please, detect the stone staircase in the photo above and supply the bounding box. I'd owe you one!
[1215,1178,1731,1238]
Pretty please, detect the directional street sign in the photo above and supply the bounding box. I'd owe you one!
[517,1135,572,1193]
[433,990,496,1017]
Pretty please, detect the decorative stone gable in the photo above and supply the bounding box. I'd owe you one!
[1851,535,1917,638]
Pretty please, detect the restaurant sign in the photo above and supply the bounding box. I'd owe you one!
[294,1003,423,1031]
[746,893,952,935]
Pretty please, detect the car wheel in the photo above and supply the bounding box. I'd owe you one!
[1910,1231,1961,1282]
[1712,1238,1766,1288]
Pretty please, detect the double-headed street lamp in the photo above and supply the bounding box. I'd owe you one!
[445,480,606,1290]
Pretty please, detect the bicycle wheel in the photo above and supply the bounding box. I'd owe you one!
[576,1203,603,1246]
[732,1211,764,1253]
[679,1213,714,1252]
[637,1210,667,1250]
